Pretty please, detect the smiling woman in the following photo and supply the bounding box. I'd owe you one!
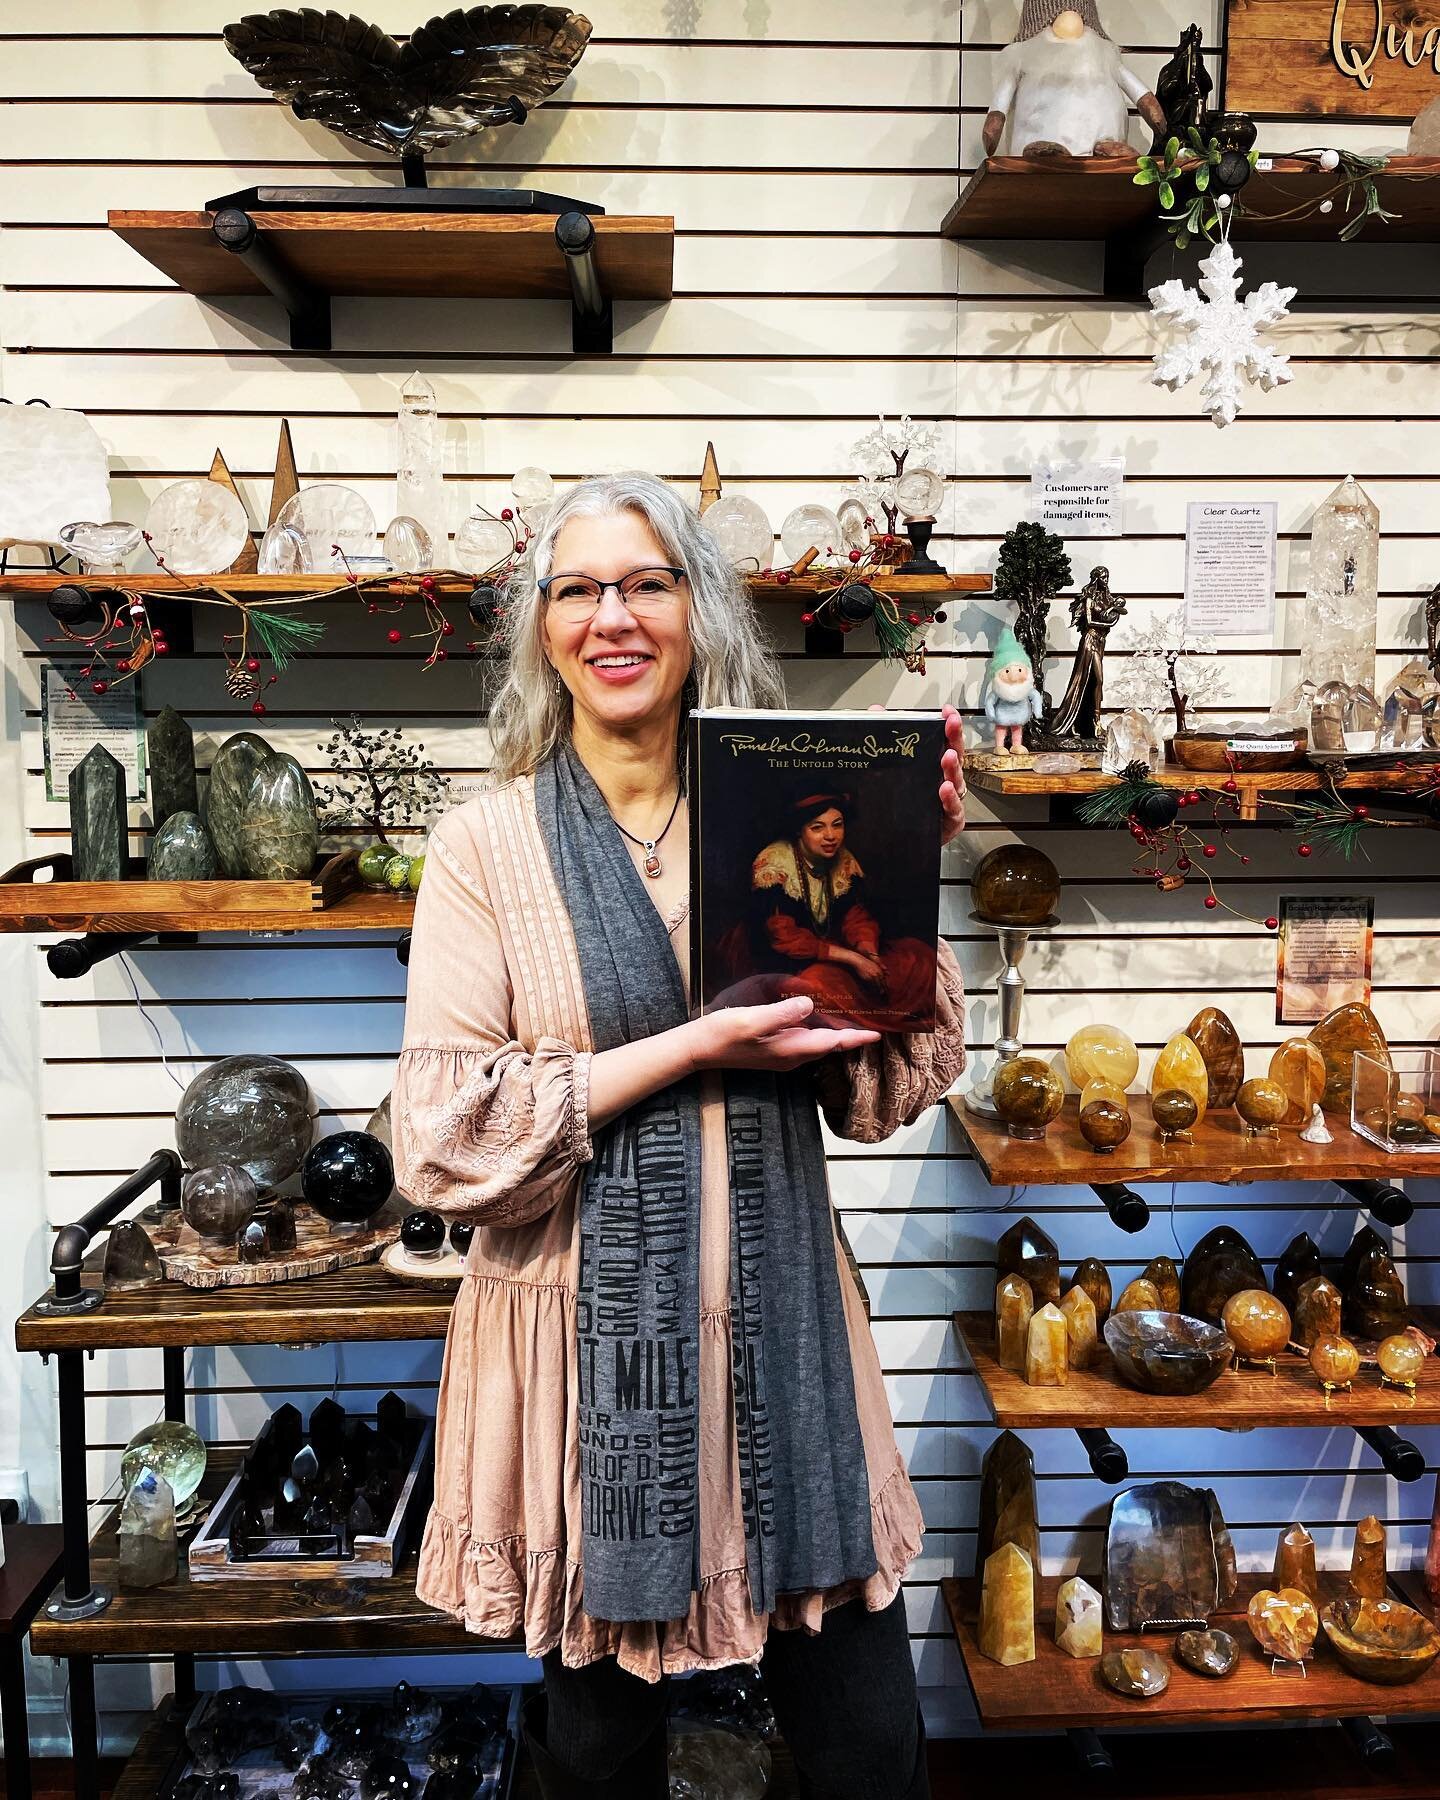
[392,475,966,1796]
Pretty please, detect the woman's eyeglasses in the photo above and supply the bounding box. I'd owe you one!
[538,565,687,622]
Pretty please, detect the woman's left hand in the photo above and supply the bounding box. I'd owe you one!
[939,703,966,847]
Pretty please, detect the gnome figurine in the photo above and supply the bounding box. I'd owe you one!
[984,2,1166,161]
[985,627,1044,755]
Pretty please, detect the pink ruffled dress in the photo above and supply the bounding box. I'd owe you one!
[392,776,967,1680]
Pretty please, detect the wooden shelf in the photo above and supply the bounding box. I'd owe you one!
[941,155,1440,297]
[110,208,675,301]
[109,1705,191,1800]
[948,1096,1440,1187]
[0,570,992,606]
[944,1570,1439,1732]
[0,878,414,937]
[964,762,1439,821]
[29,1450,509,1657]
[954,1308,1440,1431]
[16,1250,455,1354]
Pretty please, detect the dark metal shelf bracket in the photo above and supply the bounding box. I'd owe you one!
[556,210,614,354]
[1337,1177,1413,1227]
[1076,1426,1129,1484]
[1092,1182,1150,1233]
[212,206,333,352]
[1355,1424,1426,1483]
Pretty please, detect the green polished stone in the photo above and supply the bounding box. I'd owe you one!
[202,731,273,876]
[148,809,218,880]
[237,752,318,881]
[68,742,128,880]
[147,704,198,827]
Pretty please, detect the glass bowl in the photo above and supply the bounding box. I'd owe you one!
[1320,1597,1440,1685]
[1103,1310,1234,1396]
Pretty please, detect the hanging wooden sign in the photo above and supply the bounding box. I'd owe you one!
[1226,0,1440,120]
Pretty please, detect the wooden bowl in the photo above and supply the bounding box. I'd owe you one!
[1168,730,1307,772]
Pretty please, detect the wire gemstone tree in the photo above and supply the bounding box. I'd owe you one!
[313,716,450,846]
[1108,605,1228,733]
[992,522,1074,726]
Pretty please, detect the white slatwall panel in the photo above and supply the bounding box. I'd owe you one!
[3,0,1440,1756]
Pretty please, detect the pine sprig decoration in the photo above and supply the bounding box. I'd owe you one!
[313,716,450,845]
[248,607,326,670]
[1076,771,1163,827]
[1275,797,1373,860]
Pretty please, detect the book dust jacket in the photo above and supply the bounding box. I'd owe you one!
[688,709,943,1032]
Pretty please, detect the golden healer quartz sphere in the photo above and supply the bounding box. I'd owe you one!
[1079,1098,1131,1153]
[1236,1078,1289,1136]
[1377,1333,1427,1387]
[1222,1289,1292,1360]
[993,1057,1065,1136]
[971,845,1061,927]
[1310,1333,1362,1390]
[1066,1025,1140,1093]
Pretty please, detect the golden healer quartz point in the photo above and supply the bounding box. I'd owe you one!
[1065,1024,1140,1093]
[1350,1514,1388,1601]
[1269,1038,1327,1127]
[1054,1575,1103,1659]
[1141,1256,1181,1314]
[1184,1006,1245,1110]
[1113,1278,1161,1315]
[995,1274,1034,1374]
[978,1540,1036,1666]
[1308,1001,1391,1113]
[1247,1586,1319,1663]
[1059,1284,1098,1369]
[1071,1257,1112,1327]
[1293,1275,1343,1348]
[1025,1302,1069,1386]
[997,1216,1061,1307]
[1149,1034,1210,1125]
[1273,1523,1319,1601]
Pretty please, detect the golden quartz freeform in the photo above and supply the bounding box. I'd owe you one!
[978,1540,1036,1666]
[1247,1587,1319,1663]
[1059,1285,1098,1370]
[1308,1001,1391,1113]
[1025,1303,1069,1387]
[1113,1278,1162,1315]
[1141,1256,1181,1314]
[1149,1034,1210,1124]
[1054,1576,1103,1659]
[1273,1523,1319,1601]
[1184,1006,1245,1109]
[1350,1514,1388,1601]
[1269,1038,1327,1126]
[995,1274,1034,1374]
[1066,1025,1140,1092]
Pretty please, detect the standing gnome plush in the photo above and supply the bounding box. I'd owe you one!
[985,627,1044,755]
[984,2,1166,161]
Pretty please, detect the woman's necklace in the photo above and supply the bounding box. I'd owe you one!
[612,787,683,878]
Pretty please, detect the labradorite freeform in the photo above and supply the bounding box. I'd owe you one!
[147,704,198,827]
[69,742,128,880]
[202,731,273,875]
[148,810,218,880]
[237,752,318,880]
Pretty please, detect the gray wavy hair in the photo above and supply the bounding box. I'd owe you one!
[487,472,786,783]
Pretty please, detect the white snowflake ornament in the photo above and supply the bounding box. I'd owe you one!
[1148,239,1296,428]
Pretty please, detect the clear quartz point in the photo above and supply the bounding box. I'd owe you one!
[1382,658,1440,749]
[1102,708,1161,774]
[1299,477,1380,692]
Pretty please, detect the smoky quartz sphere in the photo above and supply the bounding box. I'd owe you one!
[181,1163,259,1245]
[175,1053,314,1189]
[971,845,1061,926]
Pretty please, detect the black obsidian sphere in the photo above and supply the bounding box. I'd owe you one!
[449,1219,474,1256]
[301,1130,393,1225]
[400,1209,446,1259]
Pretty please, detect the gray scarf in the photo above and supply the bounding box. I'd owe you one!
[534,744,876,1623]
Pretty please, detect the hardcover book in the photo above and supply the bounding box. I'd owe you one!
[688,708,943,1033]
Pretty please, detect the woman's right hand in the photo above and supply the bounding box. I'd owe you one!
[688,996,879,1073]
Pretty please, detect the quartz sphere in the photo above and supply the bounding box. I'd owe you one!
[971,844,1061,926]
[382,515,433,573]
[1378,1333,1427,1387]
[175,1054,314,1190]
[896,466,944,518]
[1079,1098,1131,1153]
[1066,1025,1140,1093]
[511,465,555,524]
[1151,1088,1199,1139]
[1237,1078,1289,1136]
[121,1420,207,1511]
[399,1209,446,1259]
[301,1130,394,1224]
[452,509,514,576]
[1222,1289,1292,1360]
[992,1057,1064,1138]
[837,496,870,550]
[779,503,842,564]
[181,1163,258,1246]
[1310,1333,1362,1389]
[706,494,774,569]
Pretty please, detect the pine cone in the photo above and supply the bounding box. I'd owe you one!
[225,664,261,700]
[1122,759,1152,785]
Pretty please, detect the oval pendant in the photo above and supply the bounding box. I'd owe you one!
[643,848,662,878]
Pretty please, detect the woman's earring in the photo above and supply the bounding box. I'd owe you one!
[551,667,564,698]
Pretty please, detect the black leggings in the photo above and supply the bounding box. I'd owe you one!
[541,1589,926,1799]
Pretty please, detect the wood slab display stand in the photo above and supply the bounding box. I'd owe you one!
[963,761,1440,821]
[152,1203,401,1290]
